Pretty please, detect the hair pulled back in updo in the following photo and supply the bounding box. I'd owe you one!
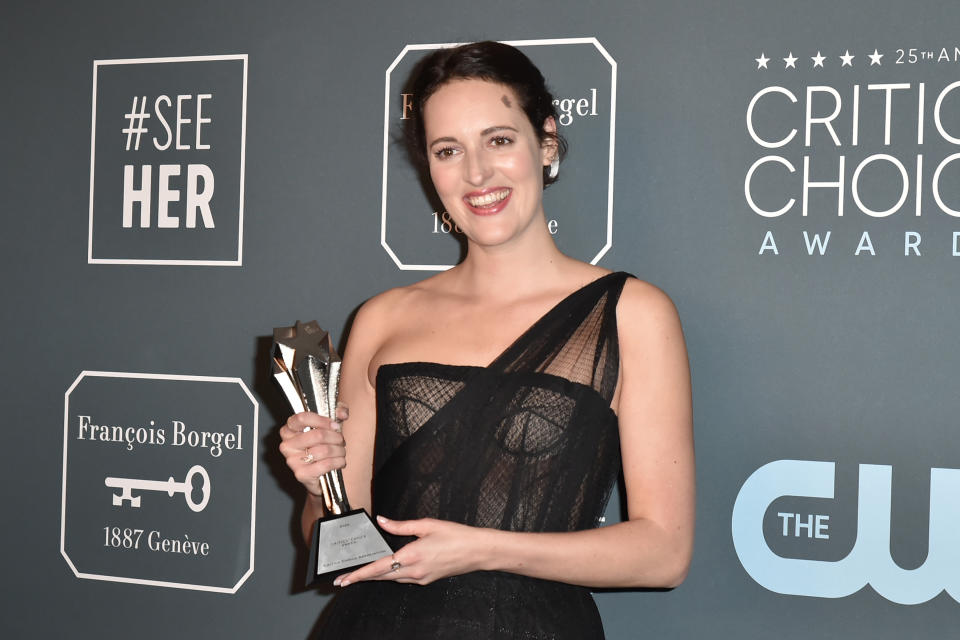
[403,41,568,187]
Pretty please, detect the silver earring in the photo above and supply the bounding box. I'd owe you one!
[548,156,559,179]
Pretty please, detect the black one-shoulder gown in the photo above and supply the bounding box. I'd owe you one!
[318,272,632,639]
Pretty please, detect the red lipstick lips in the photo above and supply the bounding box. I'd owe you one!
[463,188,512,216]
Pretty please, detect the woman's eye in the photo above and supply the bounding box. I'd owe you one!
[433,146,458,160]
[490,135,513,147]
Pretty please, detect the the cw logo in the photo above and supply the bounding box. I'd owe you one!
[732,460,960,605]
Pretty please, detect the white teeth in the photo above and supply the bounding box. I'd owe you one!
[466,190,509,207]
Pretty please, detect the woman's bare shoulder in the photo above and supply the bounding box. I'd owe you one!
[619,276,675,307]
[617,277,683,343]
[350,274,450,338]
[558,259,612,284]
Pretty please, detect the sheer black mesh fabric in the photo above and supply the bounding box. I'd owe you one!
[318,272,631,640]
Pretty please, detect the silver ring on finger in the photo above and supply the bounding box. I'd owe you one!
[390,560,402,572]
[301,448,314,464]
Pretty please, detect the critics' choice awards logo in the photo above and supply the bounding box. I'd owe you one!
[61,372,258,592]
[744,47,960,257]
[381,38,616,271]
[732,459,960,605]
[88,55,248,265]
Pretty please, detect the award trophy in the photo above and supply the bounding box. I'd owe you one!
[272,320,394,585]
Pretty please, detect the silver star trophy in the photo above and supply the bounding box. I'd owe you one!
[272,320,393,585]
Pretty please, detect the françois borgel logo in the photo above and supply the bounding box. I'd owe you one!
[88,55,247,265]
[381,38,616,271]
[61,372,258,592]
[732,459,960,605]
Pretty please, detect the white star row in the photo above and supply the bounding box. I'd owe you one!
[756,49,884,69]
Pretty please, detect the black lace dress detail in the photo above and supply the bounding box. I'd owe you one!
[318,272,632,639]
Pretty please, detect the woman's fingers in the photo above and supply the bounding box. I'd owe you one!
[333,518,453,587]
[279,427,345,451]
[278,411,348,494]
[280,412,345,450]
[284,411,336,434]
[279,439,346,464]
[333,554,399,586]
[286,444,346,495]
[291,456,347,489]
[376,515,432,537]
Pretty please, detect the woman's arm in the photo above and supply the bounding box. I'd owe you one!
[337,279,695,589]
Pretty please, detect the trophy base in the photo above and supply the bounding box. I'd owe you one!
[307,508,395,586]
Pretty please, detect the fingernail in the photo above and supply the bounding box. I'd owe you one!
[377,515,387,523]
[339,579,350,587]
[332,577,340,586]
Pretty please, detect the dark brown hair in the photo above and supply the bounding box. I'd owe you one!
[403,41,568,187]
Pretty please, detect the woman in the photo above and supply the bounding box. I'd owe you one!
[279,41,694,638]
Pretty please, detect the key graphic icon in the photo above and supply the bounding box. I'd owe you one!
[105,465,211,512]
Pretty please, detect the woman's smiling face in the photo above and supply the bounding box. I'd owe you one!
[423,78,555,249]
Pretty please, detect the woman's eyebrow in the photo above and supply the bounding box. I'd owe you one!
[428,135,458,148]
[480,125,519,136]
[429,126,519,148]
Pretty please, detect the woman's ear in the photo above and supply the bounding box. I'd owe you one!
[541,116,559,165]
[543,115,557,135]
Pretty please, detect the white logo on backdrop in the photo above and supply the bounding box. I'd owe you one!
[61,371,258,593]
[88,54,248,265]
[744,47,960,257]
[732,459,960,605]
[105,464,211,512]
[381,38,617,271]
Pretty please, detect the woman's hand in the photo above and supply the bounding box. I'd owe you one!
[278,406,348,497]
[334,516,489,587]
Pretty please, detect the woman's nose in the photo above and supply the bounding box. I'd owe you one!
[463,150,493,185]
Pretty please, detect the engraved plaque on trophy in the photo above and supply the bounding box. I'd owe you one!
[272,320,394,585]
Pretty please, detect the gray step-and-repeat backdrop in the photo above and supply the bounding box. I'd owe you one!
[2,0,958,637]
